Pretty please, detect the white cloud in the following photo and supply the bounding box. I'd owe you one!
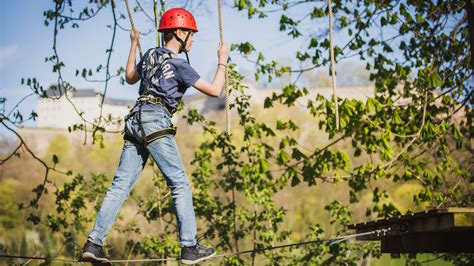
[0,45,18,70]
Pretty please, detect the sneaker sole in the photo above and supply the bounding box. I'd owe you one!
[82,252,112,265]
[181,251,216,265]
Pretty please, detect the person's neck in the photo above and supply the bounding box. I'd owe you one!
[165,40,181,55]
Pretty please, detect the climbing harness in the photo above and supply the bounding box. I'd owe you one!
[123,122,177,146]
[124,49,177,146]
[125,95,177,146]
[0,227,391,263]
[138,49,175,94]
[123,3,200,146]
[137,94,176,115]
[217,0,231,134]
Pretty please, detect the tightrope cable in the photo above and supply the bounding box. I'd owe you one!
[0,228,390,263]
[0,254,78,262]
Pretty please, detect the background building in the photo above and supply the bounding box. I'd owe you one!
[36,84,375,131]
[36,87,135,131]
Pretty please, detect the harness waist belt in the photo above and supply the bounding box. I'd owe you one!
[137,95,176,115]
[124,127,177,146]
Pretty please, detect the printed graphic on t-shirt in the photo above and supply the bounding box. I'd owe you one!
[162,63,175,79]
[133,47,200,112]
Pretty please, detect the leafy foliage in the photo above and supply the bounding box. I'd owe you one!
[0,0,472,265]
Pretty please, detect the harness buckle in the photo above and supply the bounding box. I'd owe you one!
[137,95,176,115]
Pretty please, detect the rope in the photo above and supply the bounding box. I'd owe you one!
[216,228,390,258]
[328,0,340,131]
[153,0,160,48]
[217,0,231,135]
[0,228,391,263]
[160,0,165,48]
[0,255,78,262]
[124,0,143,57]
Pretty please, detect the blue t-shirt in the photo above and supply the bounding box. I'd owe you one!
[132,47,200,112]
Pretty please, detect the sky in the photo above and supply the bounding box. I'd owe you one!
[1,0,313,128]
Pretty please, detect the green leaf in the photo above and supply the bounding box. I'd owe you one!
[291,175,300,186]
[366,98,375,113]
[52,154,59,164]
[259,158,269,173]
[429,70,443,88]
[452,124,464,148]
[277,150,290,165]
[292,148,306,161]
[403,170,414,181]
[416,13,425,23]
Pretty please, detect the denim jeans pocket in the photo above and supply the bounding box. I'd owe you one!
[141,110,170,124]
[141,112,173,134]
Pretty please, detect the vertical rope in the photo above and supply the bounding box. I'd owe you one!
[160,0,166,47]
[217,0,238,257]
[124,0,142,57]
[153,0,160,48]
[328,0,340,131]
[217,0,230,134]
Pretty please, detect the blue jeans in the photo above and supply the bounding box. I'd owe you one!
[87,105,197,247]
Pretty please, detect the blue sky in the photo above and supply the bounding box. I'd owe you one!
[1,0,310,128]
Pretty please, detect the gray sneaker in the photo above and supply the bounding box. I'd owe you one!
[180,243,216,265]
[82,241,111,265]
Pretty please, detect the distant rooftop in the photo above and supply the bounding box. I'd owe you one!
[104,98,135,106]
[42,85,96,98]
[73,89,96,98]
[42,86,134,106]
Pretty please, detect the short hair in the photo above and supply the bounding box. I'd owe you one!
[162,29,175,43]
[162,29,192,44]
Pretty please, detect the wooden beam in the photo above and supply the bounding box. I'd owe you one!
[348,208,474,253]
[381,231,474,253]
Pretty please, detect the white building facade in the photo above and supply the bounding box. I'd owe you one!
[37,85,375,130]
[37,88,134,131]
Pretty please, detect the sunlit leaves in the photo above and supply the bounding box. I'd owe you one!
[279,15,301,38]
[231,42,256,56]
[9,0,471,265]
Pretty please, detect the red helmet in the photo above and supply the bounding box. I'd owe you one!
[158,8,198,32]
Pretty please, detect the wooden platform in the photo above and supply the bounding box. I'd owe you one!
[348,208,474,253]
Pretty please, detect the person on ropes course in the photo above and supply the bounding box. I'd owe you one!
[82,7,229,265]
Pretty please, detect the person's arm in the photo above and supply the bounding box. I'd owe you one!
[193,42,229,97]
[125,28,141,85]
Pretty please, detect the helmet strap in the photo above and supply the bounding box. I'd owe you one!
[172,30,192,64]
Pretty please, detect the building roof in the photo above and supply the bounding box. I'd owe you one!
[43,85,96,98]
[104,98,135,106]
[73,89,97,97]
[42,85,134,106]
[42,85,66,98]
